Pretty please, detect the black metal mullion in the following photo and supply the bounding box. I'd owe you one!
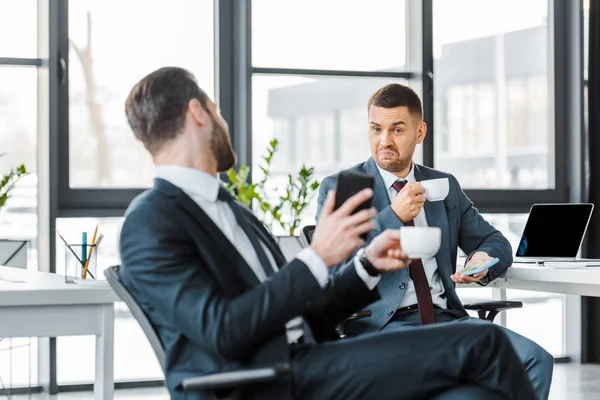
[252,67,417,79]
[421,0,434,168]
[0,57,43,66]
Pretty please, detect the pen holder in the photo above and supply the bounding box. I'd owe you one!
[64,243,97,283]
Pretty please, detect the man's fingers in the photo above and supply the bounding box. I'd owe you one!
[375,258,407,271]
[343,207,377,228]
[381,229,401,241]
[335,189,374,217]
[320,190,336,217]
[406,182,425,195]
[371,230,401,253]
[451,274,476,284]
[351,220,376,238]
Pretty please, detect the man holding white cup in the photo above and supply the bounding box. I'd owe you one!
[316,83,553,400]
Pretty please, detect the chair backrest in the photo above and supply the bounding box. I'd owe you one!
[104,265,166,371]
[301,225,315,247]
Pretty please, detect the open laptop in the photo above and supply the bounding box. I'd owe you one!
[514,203,600,265]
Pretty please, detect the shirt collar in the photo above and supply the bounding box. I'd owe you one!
[155,165,221,202]
[376,162,416,190]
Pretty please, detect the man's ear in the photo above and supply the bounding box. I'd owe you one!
[188,98,209,127]
[416,121,427,144]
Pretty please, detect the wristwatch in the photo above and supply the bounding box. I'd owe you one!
[357,248,380,277]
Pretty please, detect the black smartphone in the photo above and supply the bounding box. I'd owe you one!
[334,171,375,239]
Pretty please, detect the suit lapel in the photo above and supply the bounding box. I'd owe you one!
[364,157,392,212]
[154,179,261,289]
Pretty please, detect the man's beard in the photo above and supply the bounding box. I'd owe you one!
[209,115,237,172]
[375,146,412,173]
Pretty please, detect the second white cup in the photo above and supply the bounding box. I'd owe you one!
[399,226,442,259]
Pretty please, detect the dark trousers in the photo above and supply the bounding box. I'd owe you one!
[290,319,536,400]
[383,308,553,400]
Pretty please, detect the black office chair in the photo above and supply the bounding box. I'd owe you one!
[301,225,523,325]
[104,266,289,398]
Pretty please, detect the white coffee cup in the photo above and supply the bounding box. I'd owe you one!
[419,178,449,202]
[399,226,442,259]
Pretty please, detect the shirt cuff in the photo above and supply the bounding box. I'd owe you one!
[353,255,381,290]
[296,248,329,288]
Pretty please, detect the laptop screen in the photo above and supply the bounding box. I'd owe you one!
[516,203,594,258]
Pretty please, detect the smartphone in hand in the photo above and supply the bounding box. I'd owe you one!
[334,171,375,239]
[457,257,500,276]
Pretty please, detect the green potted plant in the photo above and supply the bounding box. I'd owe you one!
[225,139,320,259]
[0,154,27,212]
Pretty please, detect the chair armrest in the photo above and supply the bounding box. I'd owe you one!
[337,310,372,337]
[463,301,523,321]
[180,363,291,392]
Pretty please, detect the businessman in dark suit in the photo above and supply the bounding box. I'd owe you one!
[119,67,537,400]
[317,83,553,399]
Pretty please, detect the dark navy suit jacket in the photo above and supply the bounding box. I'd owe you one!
[316,159,512,335]
[119,178,380,399]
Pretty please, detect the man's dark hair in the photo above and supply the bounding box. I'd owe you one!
[367,84,423,121]
[125,66,210,155]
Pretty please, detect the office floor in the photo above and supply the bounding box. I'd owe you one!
[6,363,600,400]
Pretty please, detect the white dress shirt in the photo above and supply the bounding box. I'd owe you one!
[376,164,448,309]
[155,165,379,342]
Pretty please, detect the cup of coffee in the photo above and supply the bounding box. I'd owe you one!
[419,178,449,202]
[399,226,442,259]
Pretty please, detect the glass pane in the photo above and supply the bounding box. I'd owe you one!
[433,0,553,189]
[0,67,39,386]
[56,218,163,383]
[584,0,590,81]
[251,75,419,235]
[68,0,215,188]
[0,1,37,58]
[252,0,407,71]
[481,214,562,355]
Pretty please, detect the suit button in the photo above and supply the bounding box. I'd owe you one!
[387,311,394,316]
[429,285,433,290]
[399,283,406,290]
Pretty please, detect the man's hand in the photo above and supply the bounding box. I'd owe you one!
[391,182,426,223]
[364,229,410,272]
[311,189,376,267]
[451,251,491,284]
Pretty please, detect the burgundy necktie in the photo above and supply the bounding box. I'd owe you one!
[392,180,436,325]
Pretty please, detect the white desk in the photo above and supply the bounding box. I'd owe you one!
[491,263,600,296]
[488,263,600,361]
[0,266,119,399]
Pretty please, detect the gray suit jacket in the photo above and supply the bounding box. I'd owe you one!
[316,158,513,334]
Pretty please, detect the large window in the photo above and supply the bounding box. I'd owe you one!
[433,0,552,190]
[251,0,418,232]
[0,67,39,246]
[67,0,215,189]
